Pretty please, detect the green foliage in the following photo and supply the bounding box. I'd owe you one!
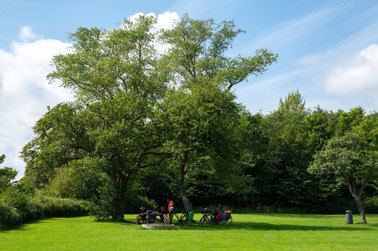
[136,166,180,207]
[364,197,378,213]
[0,154,17,194]
[30,195,90,218]
[309,132,377,187]
[43,163,109,201]
[253,91,318,208]
[159,14,277,89]
[18,13,377,217]
[22,15,171,220]
[309,131,378,223]
[0,186,43,227]
[0,203,21,228]
[156,14,276,209]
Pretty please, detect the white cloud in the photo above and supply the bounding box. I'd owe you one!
[126,11,179,31]
[323,44,378,105]
[0,27,73,179]
[19,26,42,42]
[156,11,180,30]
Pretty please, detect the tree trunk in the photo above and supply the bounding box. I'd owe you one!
[116,195,125,222]
[353,195,367,224]
[347,181,367,224]
[111,171,127,222]
[179,152,193,211]
[179,174,193,211]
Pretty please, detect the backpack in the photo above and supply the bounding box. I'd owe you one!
[222,213,227,221]
[217,212,222,221]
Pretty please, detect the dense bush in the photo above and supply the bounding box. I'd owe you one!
[30,196,91,218]
[0,183,91,228]
[0,186,43,224]
[0,203,22,227]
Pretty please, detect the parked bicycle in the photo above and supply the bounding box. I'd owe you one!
[199,208,217,226]
[172,208,195,226]
[199,208,232,226]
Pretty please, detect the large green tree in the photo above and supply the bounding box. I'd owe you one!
[157,15,277,209]
[156,81,241,209]
[21,16,169,221]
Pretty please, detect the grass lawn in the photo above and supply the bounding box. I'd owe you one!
[0,213,377,250]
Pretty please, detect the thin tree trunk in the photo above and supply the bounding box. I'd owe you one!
[179,152,193,211]
[353,195,367,224]
[348,181,367,224]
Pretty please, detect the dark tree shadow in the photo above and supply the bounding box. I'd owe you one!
[175,221,370,232]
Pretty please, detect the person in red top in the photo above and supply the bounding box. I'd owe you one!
[167,199,174,224]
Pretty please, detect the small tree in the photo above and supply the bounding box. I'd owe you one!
[0,154,17,195]
[308,132,378,223]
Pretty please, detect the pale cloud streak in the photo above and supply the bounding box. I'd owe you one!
[243,8,335,55]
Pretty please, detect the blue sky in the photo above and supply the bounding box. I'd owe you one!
[1,0,378,178]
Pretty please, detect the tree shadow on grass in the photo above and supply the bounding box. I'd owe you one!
[92,218,134,225]
[176,221,370,232]
[0,218,51,232]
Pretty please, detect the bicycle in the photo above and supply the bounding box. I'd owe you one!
[198,208,218,226]
[172,208,195,226]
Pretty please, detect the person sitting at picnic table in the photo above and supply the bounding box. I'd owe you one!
[158,206,169,224]
[136,207,147,225]
[167,199,174,224]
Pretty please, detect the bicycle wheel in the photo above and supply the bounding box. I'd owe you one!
[199,215,209,227]
[227,215,232,224]
[179,214,188,225]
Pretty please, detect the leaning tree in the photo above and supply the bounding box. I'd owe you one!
[309,131,378,223]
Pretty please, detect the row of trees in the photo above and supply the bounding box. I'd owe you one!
[1,15,377,225]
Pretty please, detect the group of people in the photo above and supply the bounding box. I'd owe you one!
[136,199,174,224]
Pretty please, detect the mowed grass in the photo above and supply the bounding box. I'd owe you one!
[0,213,377,250]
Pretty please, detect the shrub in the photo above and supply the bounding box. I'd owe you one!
[0,203,21,228]
[22,200,43,222]
[30,196,91,218]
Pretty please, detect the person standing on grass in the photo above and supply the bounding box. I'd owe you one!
[167,199,174,224]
